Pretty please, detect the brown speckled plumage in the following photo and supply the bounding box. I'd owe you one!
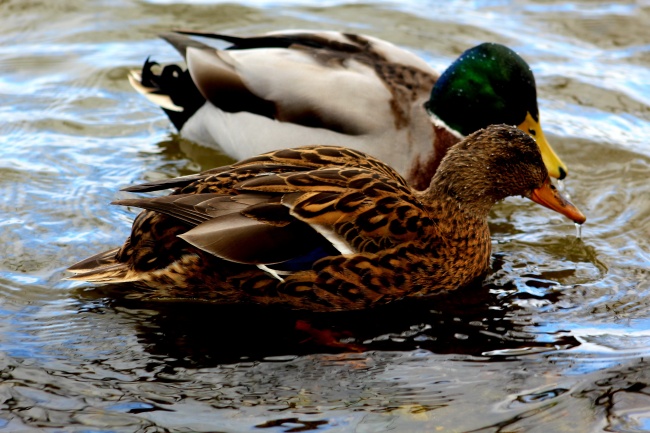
[68,125,584,311]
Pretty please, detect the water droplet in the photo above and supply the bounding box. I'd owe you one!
[556,179,570,199]
[575,223,582,239]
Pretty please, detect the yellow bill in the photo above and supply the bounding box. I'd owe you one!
[518,113,568,180]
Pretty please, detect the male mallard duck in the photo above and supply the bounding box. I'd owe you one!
[68,125,585,311]
[129,30,567,190]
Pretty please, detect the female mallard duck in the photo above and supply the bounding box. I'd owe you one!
[129,30,567,190]
[68,125,585,311]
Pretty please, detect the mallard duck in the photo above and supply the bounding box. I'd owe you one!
[129,30,567,190]
[68,125,585,311]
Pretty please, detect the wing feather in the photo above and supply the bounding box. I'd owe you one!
[113,146,427,266]
[178,213,320,265]
[121,146,408,194]
[178,30,437,136]
[237,167,432,253]
[112,191,327,265]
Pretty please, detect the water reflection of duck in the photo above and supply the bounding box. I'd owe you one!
[87,278,578,367]
[68,125,585,311]
[129,30,567,190]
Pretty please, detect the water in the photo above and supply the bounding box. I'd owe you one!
[1,0,650,431]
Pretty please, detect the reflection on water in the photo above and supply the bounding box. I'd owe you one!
[77,275,579,368]
[1,0,650,431]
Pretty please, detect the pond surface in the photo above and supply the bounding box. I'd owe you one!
[1,0,650,431]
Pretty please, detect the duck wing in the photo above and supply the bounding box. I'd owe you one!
[238,166,432,255]
[114,146,430,267]
[168,30,436,135]
[122,145,410,193]
[113,192,323,265]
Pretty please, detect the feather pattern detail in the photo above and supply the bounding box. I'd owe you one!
[68,126,585,311]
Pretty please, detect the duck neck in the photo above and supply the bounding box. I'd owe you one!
[408,113,464,191]
[421,186,492,239]
[410,187,493,296]
[423,171,497,223]
[419,165,497,284]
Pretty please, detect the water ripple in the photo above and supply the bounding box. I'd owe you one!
[1,0,650,431]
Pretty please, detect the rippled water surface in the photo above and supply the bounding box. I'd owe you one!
[2,0,650,431]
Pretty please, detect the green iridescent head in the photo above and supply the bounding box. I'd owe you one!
[426,43,539,136]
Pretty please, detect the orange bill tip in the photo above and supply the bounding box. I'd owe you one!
[529,178,586,225]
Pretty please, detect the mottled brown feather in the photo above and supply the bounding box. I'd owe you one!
[68,126,579,311]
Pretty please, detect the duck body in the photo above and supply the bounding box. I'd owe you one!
[131,30,567,189]
[68,125,585,312]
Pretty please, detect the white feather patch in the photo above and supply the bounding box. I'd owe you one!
[309,224,355,255]
[428,112,464,140]
[257,264,285,282]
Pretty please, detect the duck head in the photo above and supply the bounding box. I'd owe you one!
[430,124,585,224]
[426,43,568,180]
